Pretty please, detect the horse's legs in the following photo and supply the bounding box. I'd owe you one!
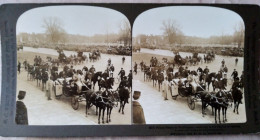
[225,107,227,122]
[218,108,221,124]
[96,106,98,115]
[109,107,112,122]
[106,107,109,123]
[237,103,239,114]
[98,107,101,124]
[202,101,205,117]
[122,101,126,114]
[102,107,105,123]
[118,101,122,113]
[222,107,225,123]
[85,102,88,116]
[233,101,236,113]
[214,107,217,123]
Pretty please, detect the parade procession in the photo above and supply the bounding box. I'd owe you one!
[16,6,132,125]
[15,5,246,126]
[131,6,246,124]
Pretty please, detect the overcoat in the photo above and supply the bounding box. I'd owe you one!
[133,101,146,124]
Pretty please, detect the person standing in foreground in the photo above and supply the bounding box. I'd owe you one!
[15,91,28,125]
[133,91,146,124]
[162,77,168,100]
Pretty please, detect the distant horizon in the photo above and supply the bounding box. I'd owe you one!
[133,6,244,38]
[16,6,129,36]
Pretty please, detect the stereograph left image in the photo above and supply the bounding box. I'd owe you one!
[16,6,132,125]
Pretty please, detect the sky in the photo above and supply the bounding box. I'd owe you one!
[16,6,129,36]
[133,6,244,38]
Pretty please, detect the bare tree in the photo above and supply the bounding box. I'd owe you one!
[161,19,183,45]
[42,17,67,45]
[118,19,131,46]
[233,21,245,48]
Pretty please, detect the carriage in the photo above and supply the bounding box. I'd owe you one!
[171,78,206,110]
[52,77,90,110]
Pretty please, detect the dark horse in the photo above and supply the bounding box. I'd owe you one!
[157,73,164,91]
[232,88,243,114]
[91,71,102,90]
[85,90,106,124]
[197,90,232,123]
[151,69,158,87]
[118,87,129,114]
[205,72,216,91]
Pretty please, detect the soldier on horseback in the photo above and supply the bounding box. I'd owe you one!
[118,68,125,81]
[204,66,209,74]
[89,65,96,74]
[109,64,115,77]
[118,76,129,103]
[231,69,238,81]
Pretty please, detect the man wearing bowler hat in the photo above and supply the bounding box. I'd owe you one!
[133,91,146,124]
[15,91,28,125]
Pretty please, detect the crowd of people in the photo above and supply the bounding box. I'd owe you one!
[136,56,244,103]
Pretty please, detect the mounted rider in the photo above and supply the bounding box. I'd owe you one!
[89,65,96,74]
[118,68,126,81]
[203,66,209,74]
[118,76,129,103]
[109,64,115,77]
[231,69,238,81]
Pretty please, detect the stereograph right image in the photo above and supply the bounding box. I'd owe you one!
[132,6,246,124]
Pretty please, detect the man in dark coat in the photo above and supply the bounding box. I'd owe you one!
[118,68,125,81]
[204,66,209,74]
[134,62,138,74]
[16,91,28,125]
[231,69,238,81]
[133,91,146,124]
[18,61,21,74]
[109,64,115,77]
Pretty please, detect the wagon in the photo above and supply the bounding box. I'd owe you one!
[53,77,90,110]
[171,78,205,110]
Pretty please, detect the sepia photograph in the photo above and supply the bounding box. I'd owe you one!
[132,6,246,124]
[16,6,132,125]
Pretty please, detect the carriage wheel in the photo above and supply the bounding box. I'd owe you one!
[187,96,195,110]
[71,96,79,110]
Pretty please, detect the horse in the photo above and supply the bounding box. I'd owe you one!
[102,90,117,123]
[144,66,151,82]
[157,73,164,91]
[212,79,226,91]
[232,88,243,114]
[91,71,102,90]
[220,90,233,123]
[151,69,158,87]
[205,72,216,90]
[35,67,42,87]
[118,87,129,114]
[85,90,106,124]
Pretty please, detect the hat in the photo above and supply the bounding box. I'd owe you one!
[18,90,26,100]
[133,91,141,100]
